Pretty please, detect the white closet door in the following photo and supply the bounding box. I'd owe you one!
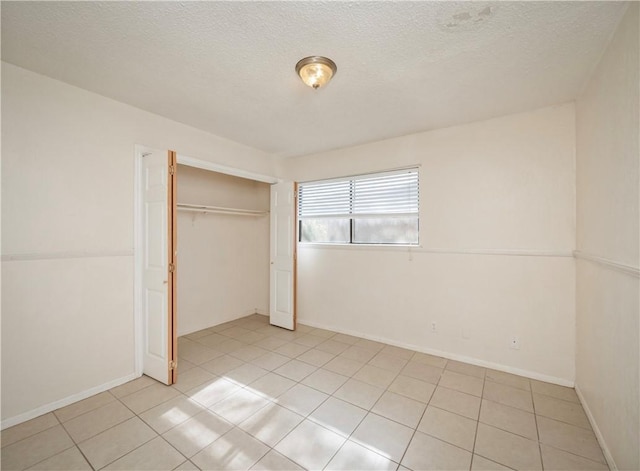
[141,149,176,384]
[270,182,296,330]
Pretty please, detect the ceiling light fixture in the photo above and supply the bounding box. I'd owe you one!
[295,56,337,90]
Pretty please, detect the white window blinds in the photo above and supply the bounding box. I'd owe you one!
[298,168,419,219]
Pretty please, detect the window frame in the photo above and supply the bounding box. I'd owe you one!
[297,167,420,246]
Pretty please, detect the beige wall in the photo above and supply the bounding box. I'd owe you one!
[0,62,276,425]
[575,4,640,470]
[285,103,577,383]
[177,166,269,335]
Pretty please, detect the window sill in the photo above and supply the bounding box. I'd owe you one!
[298,243,422,252]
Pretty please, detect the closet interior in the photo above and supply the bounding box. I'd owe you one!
[176,164,271,337]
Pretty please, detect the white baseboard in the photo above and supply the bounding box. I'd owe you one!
[574,384,617,471]
[1,372,138,430]
[298,318,574,387]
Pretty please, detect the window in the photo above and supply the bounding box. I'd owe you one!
[298,168,419,245]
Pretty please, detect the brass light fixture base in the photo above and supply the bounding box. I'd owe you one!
[295,56,337,90]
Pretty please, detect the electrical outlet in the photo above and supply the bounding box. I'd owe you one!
[431,321,437,333]
[509,336,520,350]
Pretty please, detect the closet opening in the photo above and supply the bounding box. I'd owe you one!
[134,147,296,386]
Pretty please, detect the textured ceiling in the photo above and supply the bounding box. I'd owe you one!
[1,1,627,158]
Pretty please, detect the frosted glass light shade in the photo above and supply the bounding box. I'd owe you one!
[296,56,337,90]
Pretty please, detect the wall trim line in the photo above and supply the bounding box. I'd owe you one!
[574,384,618,471]
[1,373,138,430]
[298,318,574,387]
[1,250,134,262]
[299,244,574,257]
[574,250,640,277]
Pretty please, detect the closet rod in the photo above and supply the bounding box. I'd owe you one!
[177,203,268,217]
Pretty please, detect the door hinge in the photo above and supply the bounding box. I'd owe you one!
[169,361,177,370]
[169,164,175,175]
[169,263,175,273]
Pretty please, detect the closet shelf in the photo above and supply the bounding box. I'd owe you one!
[177,203,269,217]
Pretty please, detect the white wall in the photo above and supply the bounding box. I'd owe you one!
[1,62,276,425]
[284,103,577,383]
[575,4,639,470]
[177,166,269,336]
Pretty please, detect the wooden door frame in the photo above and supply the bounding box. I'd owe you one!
[168,151,178,383]
[134,147,282,379]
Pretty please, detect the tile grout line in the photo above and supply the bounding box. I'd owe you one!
[55,414,97,471]
[0,413,63,453]
[84,385,196,470]
[469,372,486,470]
[395,366,444,469]
[531,378,545,470]
[469,373,523,471]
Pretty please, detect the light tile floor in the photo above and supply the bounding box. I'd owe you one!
[1,314,609,471]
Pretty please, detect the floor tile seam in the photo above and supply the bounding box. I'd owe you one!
[400,372,441,385]
[70,412,157,452]
[395,392,431,469]
[75,443,98,471]
[480,395,535,414]
[437,382,483,398]
[244,370,299,394]
[415,425,480,457]
[54,392,119,424]
[431,383,481,403]
[353,368,401,390]
[320,429,404,470]
[208,393,276,427]
[57,405,135,446]
[286,415,348,470]
[87,426,158,471]
[266,414,337,469]
[316,436,348,470]
[379,352,415,362]
[441,368,488,382]
[469,375,486,463]
[139,402,205,437]
[119,387,185,417]
[118,387,190,426]
[532,405,600,435]
[472,451,518,470]
[535,434,607,464]
[424,400,479,422]
[524,382,543,470]
[192,424,272,470]
[106,434,190,471]
[298,376,347,397]
[11,440,79,471]
[444,364,486,378]
[294,355,335,368]
[277,387,332,420]
[368,389,426,429]
[531,390,583,405]
[476,418,541,443]
[532,411,594,431]
[414,381,438,407]
[0,416,63,451]
[384,386,431,405]
[538,442,611,467]
[269,446,308,471]
[484,376,532,392]
[479,396,537,417]
[272,366,319,384]
[306,400,368,440]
